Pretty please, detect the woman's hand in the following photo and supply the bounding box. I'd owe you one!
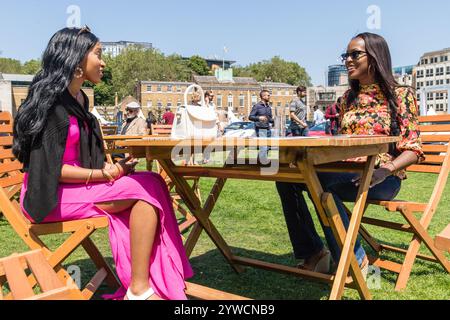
[352,167,393,188]
[110,156,139,179]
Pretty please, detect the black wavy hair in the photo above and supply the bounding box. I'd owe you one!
[13,27,99,163]
[346,32,401,137]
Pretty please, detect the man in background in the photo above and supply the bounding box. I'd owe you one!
[249,90,274,163]
[289,86,309,137]
[121,102,148,135]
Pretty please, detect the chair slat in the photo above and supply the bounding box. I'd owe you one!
[421,135,450,143]
[25,251,64,292]
[419,115,450,123]
[422,144,448,153]
[0,125,13,134]
[435,224,450,252]
[2,256,35,299]
[0,149,15,160]
[0,173,24,188]
[421,155,446,164]
[419,124,450,133]
[0,136,13,146]
[406,164,441,174]
[0,161,23,174]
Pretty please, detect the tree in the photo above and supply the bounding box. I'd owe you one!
[0,58,22,74]
[234,56,312,87]
[107,47,192,99]
[187,55,210,76]
[22,59,41,74]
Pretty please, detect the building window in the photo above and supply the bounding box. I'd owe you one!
[157,100,162,108]
[277,102,282,107]
[447,66,450,75]
[147,100,153,107]
[177,99,182,107]
[147,85,153,92]
[417,93,421,101]
[427,93,434,100]
[177,86,182,93]
[436,67,444,76]
[251,95,258,105]
[436,103,445,112]
[167,85,173,92]
[167,100,172,107]
[228,95,233,108]
[239,94,245,107]
[217,95,222,107]
[157,85,162,92]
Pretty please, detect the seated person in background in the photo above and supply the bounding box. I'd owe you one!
[162,107,175,125]
[121,102,148,136]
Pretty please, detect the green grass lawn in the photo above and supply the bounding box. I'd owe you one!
[1,168,449,300]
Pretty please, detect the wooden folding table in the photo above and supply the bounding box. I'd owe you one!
[117,135,399,300]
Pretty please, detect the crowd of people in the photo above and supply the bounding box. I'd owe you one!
[11,26,423,300]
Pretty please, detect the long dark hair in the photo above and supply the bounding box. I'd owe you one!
[346,32,401,138]
[13,28,99,163]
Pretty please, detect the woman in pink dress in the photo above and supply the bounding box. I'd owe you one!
[13,27,193,300]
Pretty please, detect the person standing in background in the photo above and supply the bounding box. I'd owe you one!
[249,90,274,163]
[289,86,309,137]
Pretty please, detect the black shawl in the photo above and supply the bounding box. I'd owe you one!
[23,89,105,223]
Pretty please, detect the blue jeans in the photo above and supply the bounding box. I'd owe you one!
[291,126,309,137]
[256,128,271,163]
[276,172,401,265]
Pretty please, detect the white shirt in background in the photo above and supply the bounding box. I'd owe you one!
[314,109,325,125]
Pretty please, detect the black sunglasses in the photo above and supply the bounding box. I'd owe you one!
[77,25,91,36]
[340,50,367,63]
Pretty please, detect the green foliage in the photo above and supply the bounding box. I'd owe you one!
[234,56,312,87]
[107,47,192,100]
[0,58,41,75]
[22,59,41,74]
[187,55,210,76]
[0,57,23,74]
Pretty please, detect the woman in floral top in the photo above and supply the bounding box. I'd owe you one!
[276,33,424,274]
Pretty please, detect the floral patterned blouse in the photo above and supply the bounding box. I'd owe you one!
[339,84,424,179]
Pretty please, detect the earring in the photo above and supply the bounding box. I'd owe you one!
[75,67,84,79]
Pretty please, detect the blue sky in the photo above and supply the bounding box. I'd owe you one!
[1,0,449,85]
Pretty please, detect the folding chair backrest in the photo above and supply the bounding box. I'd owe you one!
[151,124,172,136]
[0,112,34,245]
[411,115,450,221]
[410,115,450,174]
[101,125,118,136]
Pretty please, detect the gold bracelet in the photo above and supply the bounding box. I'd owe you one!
[102,169,115,183]
[86,169,94,186]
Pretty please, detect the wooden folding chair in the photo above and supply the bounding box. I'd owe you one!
[0,249,90,300]
[151,124,173,136]
[101,125,118,136]
[0,114,120,299]
[354,115,450,291]
[0,112,13,218]
[435,224,450,253]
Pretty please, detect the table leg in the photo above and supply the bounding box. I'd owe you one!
[297,156,374,300]
[158,159,244,273]
[328,156,376,300]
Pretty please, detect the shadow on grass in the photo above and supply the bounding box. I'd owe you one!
[67,249,332,300]
[63,245,449,300]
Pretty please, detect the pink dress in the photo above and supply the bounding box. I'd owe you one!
[20,116,193,300]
